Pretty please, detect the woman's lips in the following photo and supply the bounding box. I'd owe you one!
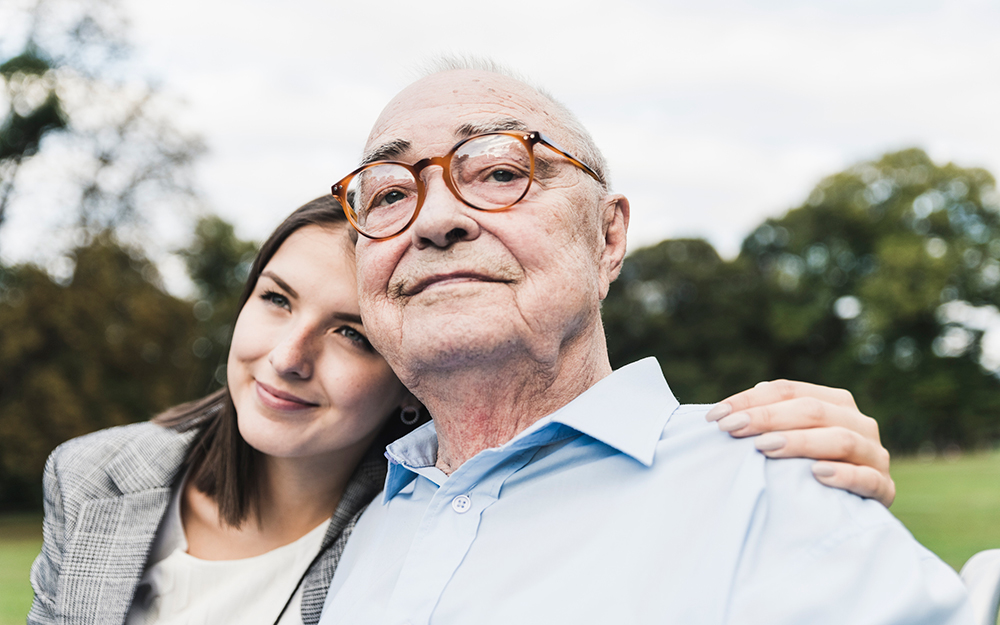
[255,380,319,411]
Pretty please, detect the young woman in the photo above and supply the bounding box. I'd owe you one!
[27,197,421,625]
[28,196,894,625]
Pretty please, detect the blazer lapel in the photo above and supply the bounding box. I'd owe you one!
[58,425,194,625]
[300,452,388,624]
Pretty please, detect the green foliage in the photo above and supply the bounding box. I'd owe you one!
[0,50,53,77]
[0,0,214,509]
[0,48,67,162]
[0,0,203,257]
[0,236,191,507]
[604,239,770,403]
[179,216,259,392]
[0,218,256,510]
[607,149,1000,451]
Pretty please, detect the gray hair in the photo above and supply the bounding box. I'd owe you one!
[419,55,611,192]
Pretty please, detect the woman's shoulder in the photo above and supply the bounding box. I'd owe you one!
[52,421,186,465]
[47,422,196,498]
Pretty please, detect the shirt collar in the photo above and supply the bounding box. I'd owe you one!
[546,357,678,466]
[383,357,678,500]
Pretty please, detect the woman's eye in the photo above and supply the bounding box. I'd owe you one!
[337,326,374,350]
[261,290,290,310]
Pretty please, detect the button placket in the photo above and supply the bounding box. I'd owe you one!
[383,448,537,625]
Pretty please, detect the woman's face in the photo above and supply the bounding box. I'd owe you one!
[228,224,408,462]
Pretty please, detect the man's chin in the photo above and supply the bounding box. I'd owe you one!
[396,317,518,374]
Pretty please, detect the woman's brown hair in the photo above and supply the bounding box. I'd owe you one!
[154,195,418,526]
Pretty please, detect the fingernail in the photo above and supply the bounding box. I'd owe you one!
[717,412,750,432]
[754,433,786,452]
[812,462,836,477]
[705,403,732,422]
[754,380,770,388]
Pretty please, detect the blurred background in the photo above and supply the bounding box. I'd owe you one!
[1,0,1000,620]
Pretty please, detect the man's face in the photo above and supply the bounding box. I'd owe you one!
[355,70,624,380]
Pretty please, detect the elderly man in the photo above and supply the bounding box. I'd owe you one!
[319,66,969,624]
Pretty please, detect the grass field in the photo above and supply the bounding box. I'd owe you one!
[1,451,998,623]
[0,513,41,625]
[891,449,1000,569]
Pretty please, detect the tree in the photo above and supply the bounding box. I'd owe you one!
[604,239,769,404]
[0,0,203,260]
[0,235,200,508]
[605,149,1000,452]
[0,45,67,226]
[0,214,258,510]
[0,0,210,509]
[743,148,1000,451]
[179,215,260,394]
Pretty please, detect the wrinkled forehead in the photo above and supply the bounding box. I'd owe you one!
[365,70,568,163]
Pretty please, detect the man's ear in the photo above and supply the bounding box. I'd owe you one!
[597,193,630,300]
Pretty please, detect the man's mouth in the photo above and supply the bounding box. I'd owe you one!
[402,271,508,296]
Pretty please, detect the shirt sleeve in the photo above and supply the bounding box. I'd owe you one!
[726,458,972,625]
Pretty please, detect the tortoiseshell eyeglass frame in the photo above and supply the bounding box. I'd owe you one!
[331,130,602,241]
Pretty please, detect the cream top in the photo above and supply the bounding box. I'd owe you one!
[126,478,329,625]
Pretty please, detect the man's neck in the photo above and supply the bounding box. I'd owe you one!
[407,327,613,475]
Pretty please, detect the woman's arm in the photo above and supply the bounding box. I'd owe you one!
[706,380,894,507]
[28,451,67,625]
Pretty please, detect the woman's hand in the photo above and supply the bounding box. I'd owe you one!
[705,380,895,507]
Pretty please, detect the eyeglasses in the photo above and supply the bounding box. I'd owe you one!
[331,131,602,241]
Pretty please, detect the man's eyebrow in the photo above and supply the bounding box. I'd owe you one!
[260,270,298,299]
[455,118,528,138]
[361,139,411,165]
[360,119,528,166]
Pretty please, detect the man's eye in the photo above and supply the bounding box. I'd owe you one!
[368,188,415,212]
[489,170,516,183]
[382,190,407,205]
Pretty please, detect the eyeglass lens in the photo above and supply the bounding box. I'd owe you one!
[345,133,533,238]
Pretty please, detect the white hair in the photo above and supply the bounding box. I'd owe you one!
[418,55,611,192]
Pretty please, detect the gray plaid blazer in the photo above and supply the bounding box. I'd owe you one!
[28,421,386,625]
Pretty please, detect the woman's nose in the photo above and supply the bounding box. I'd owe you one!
[268,328,315,379]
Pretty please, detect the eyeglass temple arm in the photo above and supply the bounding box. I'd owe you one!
[531,132,602,184]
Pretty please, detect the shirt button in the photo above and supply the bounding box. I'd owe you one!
[451,494,472,513]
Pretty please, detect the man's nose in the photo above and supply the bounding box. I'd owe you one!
[268,326,315,379]
[409,170,481,249]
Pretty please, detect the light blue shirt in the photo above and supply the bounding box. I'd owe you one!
[320,358,970,625]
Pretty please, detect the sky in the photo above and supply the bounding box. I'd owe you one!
[3,0,1000,281]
